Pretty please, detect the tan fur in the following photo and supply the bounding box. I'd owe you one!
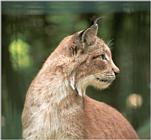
[22,22,138,139]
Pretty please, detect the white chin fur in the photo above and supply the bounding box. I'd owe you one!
[91,80,111,90]
[76,75,111,97]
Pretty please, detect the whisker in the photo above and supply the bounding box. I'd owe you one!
[107,39,114,50]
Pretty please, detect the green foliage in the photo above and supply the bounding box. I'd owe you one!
[9,38,33,70]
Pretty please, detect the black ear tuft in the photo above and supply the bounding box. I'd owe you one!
[93,16,104,25]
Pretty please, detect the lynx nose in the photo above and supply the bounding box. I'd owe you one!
[111,60,120,75]
[111,61,120,75]
[112,66,120,75]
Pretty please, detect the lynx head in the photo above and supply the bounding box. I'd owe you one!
[46,17,120,96]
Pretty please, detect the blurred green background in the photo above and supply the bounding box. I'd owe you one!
[2,1,150,139]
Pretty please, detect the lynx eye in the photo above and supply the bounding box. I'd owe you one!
[100,54,107,61]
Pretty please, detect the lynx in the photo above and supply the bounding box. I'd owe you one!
[22,18,138,139]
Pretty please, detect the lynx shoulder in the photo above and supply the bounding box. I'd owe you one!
[22,18,138,139]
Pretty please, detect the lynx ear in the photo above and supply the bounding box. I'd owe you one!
[80,17,103,46]
[81,24,98,45]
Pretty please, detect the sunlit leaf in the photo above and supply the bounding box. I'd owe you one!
[9,38,33,70]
